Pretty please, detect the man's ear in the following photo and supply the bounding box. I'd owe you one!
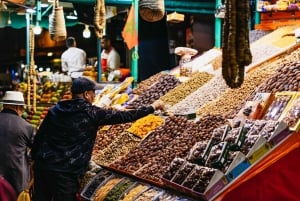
[83,91,89,99]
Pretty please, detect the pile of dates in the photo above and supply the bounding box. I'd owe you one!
[126,74,181,109]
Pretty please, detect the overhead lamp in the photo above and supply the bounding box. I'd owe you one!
[34,22,42,35]
[7,11,11,25]
[83,25,91,38]
[66,10,78,20]
[26,8,36,14]
[41,3,49,8]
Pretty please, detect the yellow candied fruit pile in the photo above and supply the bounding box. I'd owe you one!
[127,114,164,138]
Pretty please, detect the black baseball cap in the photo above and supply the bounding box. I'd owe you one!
[71,77,103,94]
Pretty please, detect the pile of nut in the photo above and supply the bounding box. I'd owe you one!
[263,95,292,121]
[126,74,181,109]
[92,123,132,155]
[163,158,186,180]
[135,187,161,201]
[196,64,277,117]
[256,61,300,93]
[283,96,300,128]
[92,132,141,166]
[133,72,166,95]
[110,116,191,173]
[187,141,208,164]
[160,72,214,106]
[163,157,219,194]
[226,48,300,118]
[172,162,196,184]
[131,115,226,183]
[168,75,228,114]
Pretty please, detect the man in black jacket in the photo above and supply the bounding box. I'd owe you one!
[31,77,164,201]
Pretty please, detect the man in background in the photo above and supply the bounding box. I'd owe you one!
[101,35,121,81]
[61,37,87,79]
[0,91,35,195]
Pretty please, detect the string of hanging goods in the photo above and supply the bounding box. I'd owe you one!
[94,0,105,39]
[48,0,67,42]
[27,25,37,112]
[139,0,165,22]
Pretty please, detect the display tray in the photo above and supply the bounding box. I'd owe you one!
[161,177,227,201]
[100,165,165,188]
[80,169,113,201]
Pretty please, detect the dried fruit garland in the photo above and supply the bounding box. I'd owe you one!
[222,0,252,88]
[94,0,106,38]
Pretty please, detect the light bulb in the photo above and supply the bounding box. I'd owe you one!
[34,23,42,35]
[83,25,91,38]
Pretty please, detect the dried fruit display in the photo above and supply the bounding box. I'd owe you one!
[133,115,226,183]
[240,120,267,155]
[205,142,227,168]
[263,95,292,121]
[127,114,164,138]
[181,165,204,189]
[103,179,134,201]
[93,123,132,155]
[186,141,208,164]
[93,132,141,166]
[163,158,186,180]
[225,47,300,119]
[282,95,300,128]
[197,64,277,117]
[134,187,161,201]
[81,170,112,200]
[79,161,102,192]
[133,72,165,95]
[126,74,181,109]
[160,72,214,106]
[110,116,190,173]
[172,162,196,185]
[193,167,217,193]
[168,76,228,115]
[119,183,149,201]
[94,177,122,201]
[259,121,280,139]
[255,61,300,93]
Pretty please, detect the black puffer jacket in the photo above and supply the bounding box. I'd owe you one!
[31,98,154,175]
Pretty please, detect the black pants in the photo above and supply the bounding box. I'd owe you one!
[32,169,79,201]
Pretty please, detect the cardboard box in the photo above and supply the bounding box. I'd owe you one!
[225,152,251,182]
[162,168,227,201]
[268,121,292,146]
[247,136,272,164]
[280,93,300,132]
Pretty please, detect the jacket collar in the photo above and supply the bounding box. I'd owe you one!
[1,108,19,116]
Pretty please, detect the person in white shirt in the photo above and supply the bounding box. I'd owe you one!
[61,37,87,79]
[101,35,121,81]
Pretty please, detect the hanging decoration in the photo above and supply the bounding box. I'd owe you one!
[48,0,67,42]
[94,0,106,39]
[27,25,37,112]
[139,0,165,22]
[221,0,252,88]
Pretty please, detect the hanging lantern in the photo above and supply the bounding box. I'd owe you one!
[139,0,165,22]
[49,0,67,41]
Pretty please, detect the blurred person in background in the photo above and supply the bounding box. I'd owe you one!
[101,35,121,81]
[0,91,35,195]
[61,37,87,79]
